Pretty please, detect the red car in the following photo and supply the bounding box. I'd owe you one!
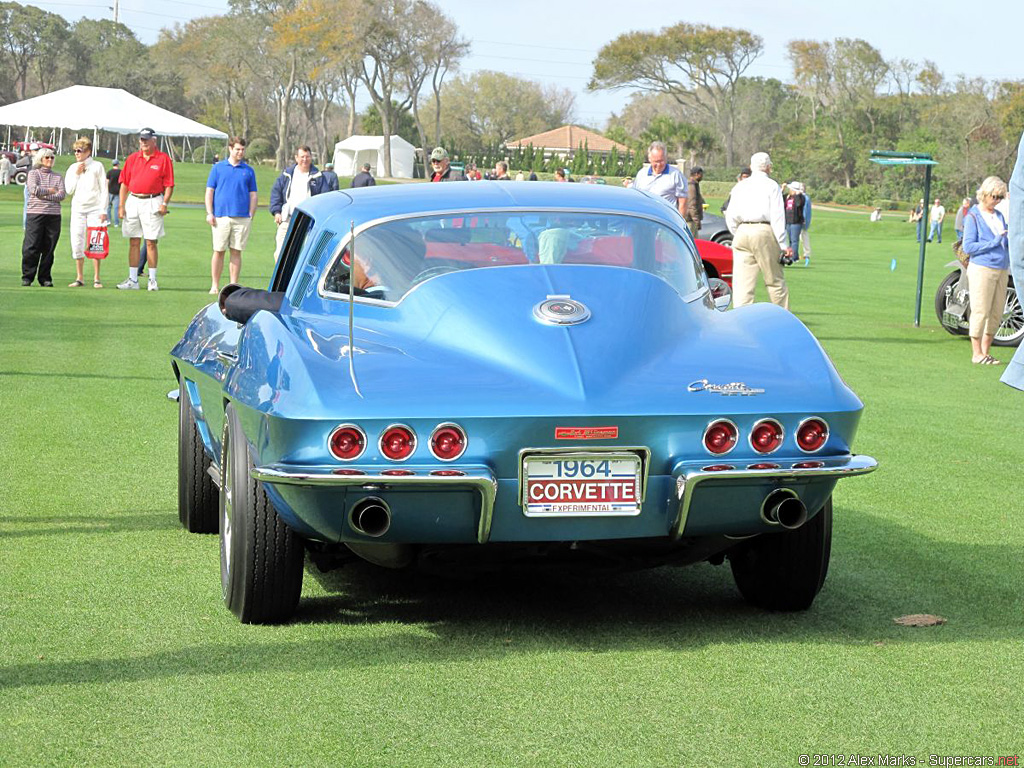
[10,140,55,153]
[695,238,733,286]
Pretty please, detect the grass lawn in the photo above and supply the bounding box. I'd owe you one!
[1,188,1022,766]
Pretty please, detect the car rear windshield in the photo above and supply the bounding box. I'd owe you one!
[322,211,704,303]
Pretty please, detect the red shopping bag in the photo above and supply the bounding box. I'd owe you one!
[86,225,109,260]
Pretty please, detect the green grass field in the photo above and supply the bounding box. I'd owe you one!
[1,187,1022,767]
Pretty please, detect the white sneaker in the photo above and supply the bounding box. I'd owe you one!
[148,279,159,292]
[117,278,139,290]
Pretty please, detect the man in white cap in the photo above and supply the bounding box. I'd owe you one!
[724,151,792,309]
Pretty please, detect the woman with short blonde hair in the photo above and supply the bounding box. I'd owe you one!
[962,175,1010,364]
[65,135,109,287]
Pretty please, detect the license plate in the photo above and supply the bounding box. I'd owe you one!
[522,454,642,517]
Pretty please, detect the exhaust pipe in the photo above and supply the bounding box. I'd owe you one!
[350,497,391,538]
[761,489,808,530]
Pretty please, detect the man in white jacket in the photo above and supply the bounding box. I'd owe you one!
[64,137,108,288]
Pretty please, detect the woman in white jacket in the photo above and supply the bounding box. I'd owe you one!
[65,137,108,287]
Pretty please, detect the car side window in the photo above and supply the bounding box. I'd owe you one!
[271,211,313,293]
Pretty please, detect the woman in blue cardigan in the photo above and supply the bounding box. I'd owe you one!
[962,176,1010,364]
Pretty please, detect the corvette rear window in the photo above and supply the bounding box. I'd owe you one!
[322,211,703,302]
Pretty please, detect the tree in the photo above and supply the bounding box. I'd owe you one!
[441,70,576,153]
[589,23,763,165]
[361,101,417,144]
[787,38,889,187]
[0,2,70,100]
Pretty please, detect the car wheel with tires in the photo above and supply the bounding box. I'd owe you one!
[934,270,969,336]
[992,278,1023,347]
[728,495,832,611]
[177,383,218,533]
[14,169,27,185]
[220,403,304,624]
[711,232,733,247]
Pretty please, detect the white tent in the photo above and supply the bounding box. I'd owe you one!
[0,85,227,157]
[333,135,417,179]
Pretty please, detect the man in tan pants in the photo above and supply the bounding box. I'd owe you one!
[724,152,792,309]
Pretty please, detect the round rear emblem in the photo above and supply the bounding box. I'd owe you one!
[534,297,590,325]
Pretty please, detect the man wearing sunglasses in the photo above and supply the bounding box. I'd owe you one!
[428,147,466,182]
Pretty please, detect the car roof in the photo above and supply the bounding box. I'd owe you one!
[299,181,687,233]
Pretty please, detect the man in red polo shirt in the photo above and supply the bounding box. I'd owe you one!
[117,127,174,290]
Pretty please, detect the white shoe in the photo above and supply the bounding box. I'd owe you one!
[147,279,159,292]
[117,278,139,290]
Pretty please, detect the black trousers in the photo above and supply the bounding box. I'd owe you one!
[22,214,62,284]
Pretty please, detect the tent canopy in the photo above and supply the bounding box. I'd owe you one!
[0,85,227,138]
[333,135,416,179]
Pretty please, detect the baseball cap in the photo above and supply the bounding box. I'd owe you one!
[429,147,449,161]
[112,159,119,166]
[325,162,334,169]
[139,127,157,140]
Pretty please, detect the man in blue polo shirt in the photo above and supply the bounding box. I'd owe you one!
[632,140,687,217]
[206,137,258,294]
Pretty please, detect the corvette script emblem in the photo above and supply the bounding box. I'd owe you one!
[687,379,765,396]
[534,295,591,326]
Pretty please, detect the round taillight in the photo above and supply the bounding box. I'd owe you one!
[796,418,829,453]
[703,420,738,455]
[379,425,416,461]
[430,423,467,461]
[329,424,366,461]
[750,419,783,454]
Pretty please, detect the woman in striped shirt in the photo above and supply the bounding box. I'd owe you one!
[21,148,66,287]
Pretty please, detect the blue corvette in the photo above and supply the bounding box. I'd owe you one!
[172,182,876,624]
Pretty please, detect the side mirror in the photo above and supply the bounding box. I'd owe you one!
[708,277,732,311]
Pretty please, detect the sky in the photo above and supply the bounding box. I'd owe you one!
[22,0,1024,128]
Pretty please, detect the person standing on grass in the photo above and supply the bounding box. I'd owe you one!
[1001,131,1024,389]
[0,153,10,185]
[724,151,791,309]
[106,160,121,227]
[64,137,108,289]
[928,198,946,243]
[351,162,375,188]
[206,137,258,295]
[321,162,340,192]
[961,177,1009,365]
[632,141,687,217]
[21,148,66,287]
[798,182,813,265]
[784,182,806,264]
[117,128,174,291]
[684,166,704,240]
[269,145,328,261]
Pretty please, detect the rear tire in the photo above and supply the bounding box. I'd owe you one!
[220,404,304,624]
[729,495,832,611]
[177,383,218,533]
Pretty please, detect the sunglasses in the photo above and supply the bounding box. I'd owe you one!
[992,194,1005,200]
[430,159,444,164]
[73,149,85,153]
[41,155,54,160]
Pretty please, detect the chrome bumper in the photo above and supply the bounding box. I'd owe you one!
[251,464,498,543]
[670,454,878,539]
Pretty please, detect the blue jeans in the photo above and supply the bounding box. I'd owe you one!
[917,218,924,242]
[787,223,803,259]
[107,193,119,226]
[138,240,148,272]
[929,220,942,243]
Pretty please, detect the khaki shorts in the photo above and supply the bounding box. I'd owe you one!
[213,216,252,252]
[123,195,165,241]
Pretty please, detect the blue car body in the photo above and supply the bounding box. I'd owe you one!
[172,182,876,622]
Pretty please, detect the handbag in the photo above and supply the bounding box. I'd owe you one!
[86,224,109,260]
[951,238,969,269]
